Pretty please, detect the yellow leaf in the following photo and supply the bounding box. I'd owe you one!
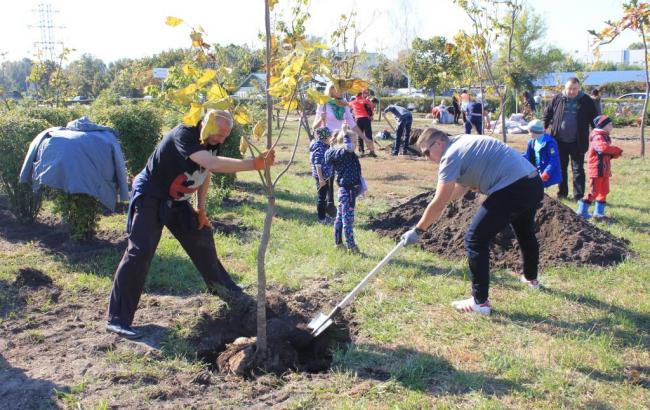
[207,83,228,101]
[252,121,266,141]
[190,30,204,48]
[182,64,198,78]
[233,106,251,125]
[204,98,232,110]
[269,0,279,11]
[280,98,298,110]
[196,69,217,87]
[173,84,198,98]
[312,43,329,49]
[183,103,203,126]
[239,137,250,156]
[307,88,329,104]
[165,16,184,27]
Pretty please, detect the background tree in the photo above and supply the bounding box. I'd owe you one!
[406,36,460,97]
[590,0,650,157]
[0,58,33,93]
[65,54,108,98]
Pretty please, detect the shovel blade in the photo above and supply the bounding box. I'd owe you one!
[307,312,332,337]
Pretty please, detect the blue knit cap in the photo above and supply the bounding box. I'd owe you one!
[593,115,612,129]
[315,126,332,140]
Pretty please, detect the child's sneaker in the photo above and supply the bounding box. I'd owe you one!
[519,275,540,289]
[317,217,333,225]
[347,245,361,254]
[451,297,491,315]
[334,243,345,250]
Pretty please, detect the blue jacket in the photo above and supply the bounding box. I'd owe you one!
[309,139,332,178]
[523,134,562,188]
[19,117,129,210]
[324,147,361,188]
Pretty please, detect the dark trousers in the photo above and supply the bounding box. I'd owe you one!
[393,116,412,154]
[557,140,585,199]
[315,177,334,219]
[464,116,483,134]
[356,117,372,153]
[464,175,543,304]
[108,196,237,326]
[453,107,461,124]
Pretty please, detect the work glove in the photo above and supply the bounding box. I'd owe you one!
[540,172,550,182]
[253,149,276,170]
[196,208,211,230]
[400,227,423,246]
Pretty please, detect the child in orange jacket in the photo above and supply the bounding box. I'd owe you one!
[576,115,623,219]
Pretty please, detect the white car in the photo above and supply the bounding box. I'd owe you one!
[617,93,646,100]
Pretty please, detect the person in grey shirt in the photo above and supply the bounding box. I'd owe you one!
[400,129,544,315]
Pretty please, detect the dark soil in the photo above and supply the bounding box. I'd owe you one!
[188,280,351,377]
[367,191,631,269]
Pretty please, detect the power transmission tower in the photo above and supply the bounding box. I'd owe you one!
[29,3,64,61]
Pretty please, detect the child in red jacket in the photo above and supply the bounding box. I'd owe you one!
[576,115,623,219]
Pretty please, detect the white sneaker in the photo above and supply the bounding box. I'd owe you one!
[519,275,540,289]
[451,297,491,315]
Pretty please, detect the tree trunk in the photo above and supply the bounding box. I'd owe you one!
[641,26,648,158]
[256,0,274,361]
[500,92,507,143]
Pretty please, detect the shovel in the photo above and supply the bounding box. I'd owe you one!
[308,239,406,337]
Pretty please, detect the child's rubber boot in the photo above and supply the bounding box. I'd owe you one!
[593,201,606,219]
[576,200,592,219]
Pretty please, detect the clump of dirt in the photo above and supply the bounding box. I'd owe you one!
[368,191,631,269]
[13,268,53,289]
[188,281,351,377]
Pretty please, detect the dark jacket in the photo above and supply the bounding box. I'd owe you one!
[543,92,598,154]
[324,147,361,188]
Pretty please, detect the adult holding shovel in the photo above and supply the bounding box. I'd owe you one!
[383,104,413,156]
[400,128,543,315]
[106,110,275,339]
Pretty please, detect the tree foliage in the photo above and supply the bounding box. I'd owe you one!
[406,36,460,93]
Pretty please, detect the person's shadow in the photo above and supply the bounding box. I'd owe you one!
[0,354,67,409]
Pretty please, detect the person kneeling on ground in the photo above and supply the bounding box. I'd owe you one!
[576,115,623,220]
[106,109,275,339]
[523,119,562,189]
[325,128,363,254]
[400,128,543,315]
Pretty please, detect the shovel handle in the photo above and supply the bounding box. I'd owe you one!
[335,240,405,312]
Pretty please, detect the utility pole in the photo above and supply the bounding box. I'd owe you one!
[29,3,64,61]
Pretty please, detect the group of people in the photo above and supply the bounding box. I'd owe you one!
[105,77,625,338]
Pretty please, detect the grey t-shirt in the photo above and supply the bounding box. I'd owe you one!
[557,95,579,143]
[438,135,536,195]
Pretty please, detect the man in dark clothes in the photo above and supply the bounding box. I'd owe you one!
[543,77,598,200]
[383,104,413,156]
[106,110,275,339]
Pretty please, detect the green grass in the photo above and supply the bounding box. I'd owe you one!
[1,120,648,408]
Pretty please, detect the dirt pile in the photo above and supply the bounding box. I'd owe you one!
[368,191,631,269]
[188,280,351,377]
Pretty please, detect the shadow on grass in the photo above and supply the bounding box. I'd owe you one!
[389,257,460,278]
[236,180,316,207]
[336,343,529,395]
[496,286,649,350]
[0,354,67,408]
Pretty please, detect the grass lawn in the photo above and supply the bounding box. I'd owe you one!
[1,116,648,408]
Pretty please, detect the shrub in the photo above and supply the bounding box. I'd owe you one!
[90,103,163,176]
[15,105,87,127]
[0,113,49,223]
[52,192,103,241]
[211,122,244,193]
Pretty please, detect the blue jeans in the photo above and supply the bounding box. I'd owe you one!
[464,175,543,303]
[393,115,412,154]
[464,116,483,134]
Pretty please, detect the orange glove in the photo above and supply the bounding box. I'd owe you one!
[196,208,211,230]
[540,172,550,182]
[253,149,275,170]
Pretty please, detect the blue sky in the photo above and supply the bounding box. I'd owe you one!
[0,0,638,64]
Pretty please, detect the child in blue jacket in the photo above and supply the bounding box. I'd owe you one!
[523,119,562,188]
[325,128,362,253]
[310,127,334,223]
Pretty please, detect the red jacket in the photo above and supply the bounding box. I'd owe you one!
[349,97,374,119]
[587,129,622,178]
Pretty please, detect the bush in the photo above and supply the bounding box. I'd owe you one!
[52,192,103,241]
[15,104,87,127]
[90,103,163,176]
[211,122,245,192]
[0,113,49,223]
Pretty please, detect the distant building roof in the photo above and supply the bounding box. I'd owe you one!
[534,70,648,87]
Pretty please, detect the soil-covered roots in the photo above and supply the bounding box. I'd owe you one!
[187,281,351,377]
[368,191,631,269]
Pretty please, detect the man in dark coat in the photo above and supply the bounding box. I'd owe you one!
[543,77,598,200]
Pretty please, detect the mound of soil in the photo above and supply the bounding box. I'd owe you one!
[368,191,631,269]
[188,280,351,377]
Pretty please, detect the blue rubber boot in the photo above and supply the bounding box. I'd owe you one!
[593,201,606,219]
[576,200,592,219]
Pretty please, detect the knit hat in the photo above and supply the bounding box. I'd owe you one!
[593,115,612,129]
[527,119,544,134]
[315,126,332,140]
